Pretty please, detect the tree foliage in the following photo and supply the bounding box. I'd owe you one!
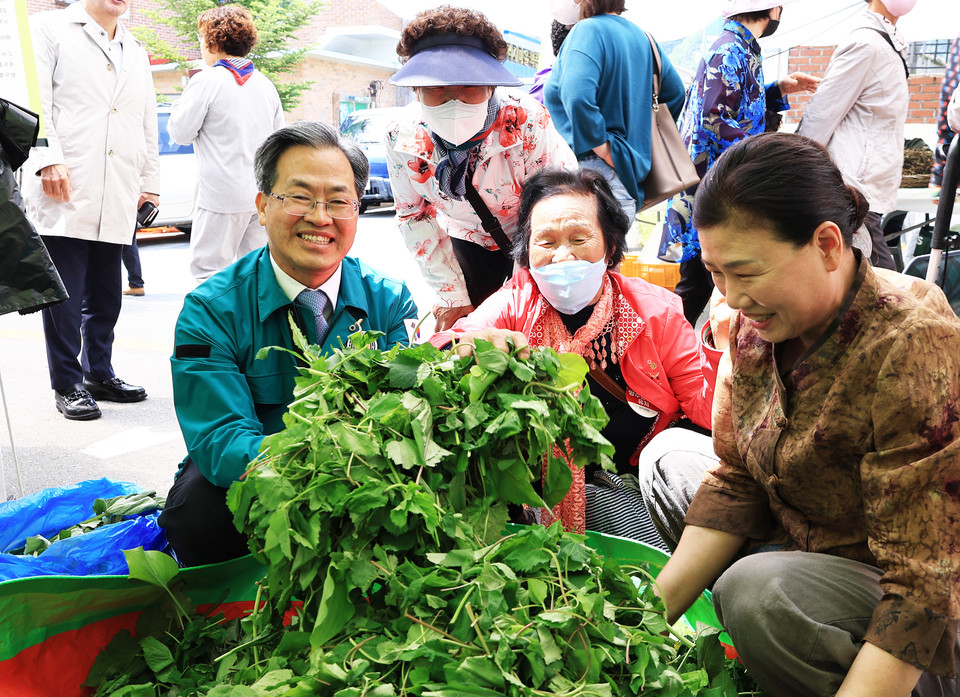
[133,0,326,111]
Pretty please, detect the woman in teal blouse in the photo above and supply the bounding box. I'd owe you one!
[544,0,685,221]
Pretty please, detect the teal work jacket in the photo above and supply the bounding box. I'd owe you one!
[171,247,419,488]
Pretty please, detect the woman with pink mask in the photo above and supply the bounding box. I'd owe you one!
[799,0,918,271]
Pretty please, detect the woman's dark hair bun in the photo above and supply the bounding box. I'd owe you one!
[693,132,864,248]
[846,185,870,234]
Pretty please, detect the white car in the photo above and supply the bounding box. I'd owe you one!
[153,105,198,231]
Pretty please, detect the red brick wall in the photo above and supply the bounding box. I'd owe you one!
[785,45,940,125]
[904,75,946,123]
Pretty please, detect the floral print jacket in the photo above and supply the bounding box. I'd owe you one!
[384,89,576,308]
[665,20,789,262]
[686,258,960,675]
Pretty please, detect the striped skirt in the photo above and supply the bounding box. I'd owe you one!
[585,470,669,551]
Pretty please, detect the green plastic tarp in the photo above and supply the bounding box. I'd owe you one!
[0,532,725,697]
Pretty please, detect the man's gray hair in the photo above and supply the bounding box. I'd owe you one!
[254,121,369,201]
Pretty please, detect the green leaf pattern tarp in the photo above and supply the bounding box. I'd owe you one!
[0,556,266,697]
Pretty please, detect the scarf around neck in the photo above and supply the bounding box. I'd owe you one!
[215,57,255,86]
[530,273,619,370]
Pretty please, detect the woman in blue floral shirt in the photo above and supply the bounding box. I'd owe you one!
[664,0,818,324]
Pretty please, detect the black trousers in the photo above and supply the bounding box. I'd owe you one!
[864,210,898,271]
[673,254,714,326]
[122,230,144,288]
[449,237,514,307]
[40,236,122,390]
[157,459,249,567]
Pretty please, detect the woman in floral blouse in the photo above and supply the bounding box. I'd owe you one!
[930,33,960,200]
[385,7,575,331]
[663,0,818,324]
[655,132,960,697]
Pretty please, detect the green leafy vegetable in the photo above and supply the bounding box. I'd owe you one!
[88,332,763,696]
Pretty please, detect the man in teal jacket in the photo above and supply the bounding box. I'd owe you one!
[159,122,419,566]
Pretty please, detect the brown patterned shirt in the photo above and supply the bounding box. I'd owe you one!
[686,258,960,674]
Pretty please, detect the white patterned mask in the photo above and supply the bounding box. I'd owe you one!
[549,0,581,26]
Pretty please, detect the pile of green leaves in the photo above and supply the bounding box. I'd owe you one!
[15,491,165,556]
[228,330,613,631]
[88,330,754,696]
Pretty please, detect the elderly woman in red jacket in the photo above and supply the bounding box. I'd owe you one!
[430,167,720,547]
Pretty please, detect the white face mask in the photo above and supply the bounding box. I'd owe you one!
[549,0,581,25]
[420,98,490,146]
[530,258,607,315]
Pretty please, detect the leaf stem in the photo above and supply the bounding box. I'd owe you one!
[403,612,478,651]
[251,581,264,667]
[448,584,476,625]
[465,602,490,655]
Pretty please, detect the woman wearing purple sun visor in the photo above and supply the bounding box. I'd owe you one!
[383,6,576,332]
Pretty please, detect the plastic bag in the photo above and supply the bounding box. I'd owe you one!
[0,555,265,697]
[0,478,142,553]
[0,156,67,316]
[0,479,167,581]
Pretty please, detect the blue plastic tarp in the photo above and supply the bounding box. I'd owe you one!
[0,478,167,581]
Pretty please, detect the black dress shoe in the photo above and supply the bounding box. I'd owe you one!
[82,377,148,403]
[55,385,102,420]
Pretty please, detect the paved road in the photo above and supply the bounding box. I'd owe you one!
[0,208,439,501]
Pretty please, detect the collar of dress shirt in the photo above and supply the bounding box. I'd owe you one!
[269,253,342,319]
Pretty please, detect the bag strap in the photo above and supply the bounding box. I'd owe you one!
[861,26,910,80]
[463,163,513,258]
[588,368,628,404]
[642,30,663,103]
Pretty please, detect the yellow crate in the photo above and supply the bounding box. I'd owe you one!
[619,256,681,291]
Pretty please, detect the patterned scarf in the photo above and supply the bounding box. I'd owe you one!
[430,95,499,201]
[529,274,614,534]
[529,273,618,370]
[215,57,255,86]
[527,273,649,534]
